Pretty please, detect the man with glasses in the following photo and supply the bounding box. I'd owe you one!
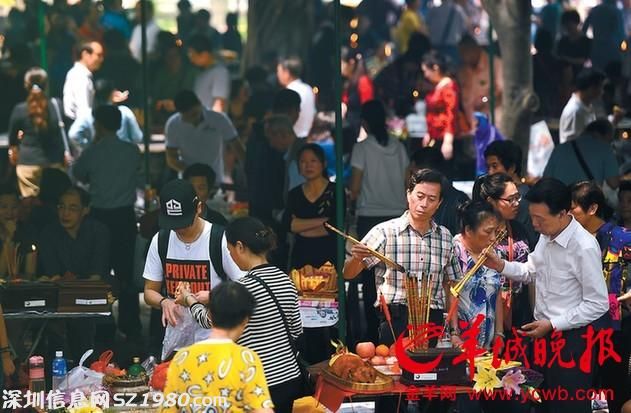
[38,186,110,363]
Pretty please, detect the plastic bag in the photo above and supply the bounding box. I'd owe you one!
[59,349,105,394]
[141,356,158,377]
[161,308,208,360]
[149,361,170,391]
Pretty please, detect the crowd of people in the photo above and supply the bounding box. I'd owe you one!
[2,0,631,412]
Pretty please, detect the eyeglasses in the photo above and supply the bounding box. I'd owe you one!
[498,195,521,205]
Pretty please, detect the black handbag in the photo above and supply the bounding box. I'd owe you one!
[248,274,315,396]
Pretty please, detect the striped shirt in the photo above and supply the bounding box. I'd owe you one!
[238,265,303,387]
[362,212,463,309]
[187,264,303,387]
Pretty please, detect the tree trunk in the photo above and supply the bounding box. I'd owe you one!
[244,0,315,69]
[481,0,538,169]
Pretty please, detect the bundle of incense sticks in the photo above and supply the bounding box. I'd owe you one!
[406,272,435,351]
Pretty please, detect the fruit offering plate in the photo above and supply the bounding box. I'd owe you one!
[320,366,394,393]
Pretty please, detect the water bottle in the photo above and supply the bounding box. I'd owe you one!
[436,312,452,348]
[28,355,46,392]
[51,351,67,391]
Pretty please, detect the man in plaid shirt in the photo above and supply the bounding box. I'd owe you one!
[344,169,464,347]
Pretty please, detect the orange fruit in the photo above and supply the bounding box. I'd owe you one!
[375,344,390,357]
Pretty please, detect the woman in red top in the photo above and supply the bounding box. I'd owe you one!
[342,48,375,138]
[422,51,459,161]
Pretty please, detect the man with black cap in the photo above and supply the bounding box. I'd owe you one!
[143,179,242,356]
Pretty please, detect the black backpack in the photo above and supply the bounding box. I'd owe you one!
[157,224,228,286]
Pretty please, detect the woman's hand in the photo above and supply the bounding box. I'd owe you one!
[422,134,432,147]
[441,140,453,160]
[8,145,18,166]
[175,282,192,306]
[195,290,210,305]
[64,151,74,167]
[451,334,464,348]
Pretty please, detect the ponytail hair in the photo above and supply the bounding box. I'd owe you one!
[24,67,49,132]
[360,100,389,147]
[225,217,277,255]
[472,173,513,202]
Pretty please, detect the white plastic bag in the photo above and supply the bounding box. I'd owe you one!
[161,308,208,360]
[528,120,555,178]
[59,349,104,393]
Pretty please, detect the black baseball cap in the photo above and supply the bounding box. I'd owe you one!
[159,179,198,230]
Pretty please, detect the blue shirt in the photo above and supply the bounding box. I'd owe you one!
[68,105,143,151]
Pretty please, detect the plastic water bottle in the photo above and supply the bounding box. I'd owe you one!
[51,351,67,391]
[28,355,46,392]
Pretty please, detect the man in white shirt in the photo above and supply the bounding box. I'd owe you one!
[486,177,609,413]
[143,179,242,356]
[188,34,230,113]
[129,0,160,62]
[559,69,605,144]
[276,57,316,138]
[63,42,104,120]
[165,90,237,184]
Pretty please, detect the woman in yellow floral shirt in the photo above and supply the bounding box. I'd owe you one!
[161,282,274,413]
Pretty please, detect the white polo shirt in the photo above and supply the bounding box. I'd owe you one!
[559,94,596,144]
[287,78,316,138]
[63,62,94,120]
[165,107,238,184]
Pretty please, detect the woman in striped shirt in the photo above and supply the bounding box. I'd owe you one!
[176,217,303,413]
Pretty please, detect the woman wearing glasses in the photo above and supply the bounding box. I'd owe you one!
[473,173,533,335]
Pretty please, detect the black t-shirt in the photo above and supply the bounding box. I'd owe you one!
[434,184,470,236]
[8,100,65,165]
[284,181,339,269]
[557,35,592,76]
[245,122,285,222]
[284,181,337,229]
[38,218,110,279]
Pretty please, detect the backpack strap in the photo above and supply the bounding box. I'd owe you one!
[571,140,595,181]
[158,229,170,295]
[210,224,227,281]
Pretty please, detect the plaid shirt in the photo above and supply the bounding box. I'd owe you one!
[361,212,463,309]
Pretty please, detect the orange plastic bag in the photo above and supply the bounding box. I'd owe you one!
[150,361,171,391]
